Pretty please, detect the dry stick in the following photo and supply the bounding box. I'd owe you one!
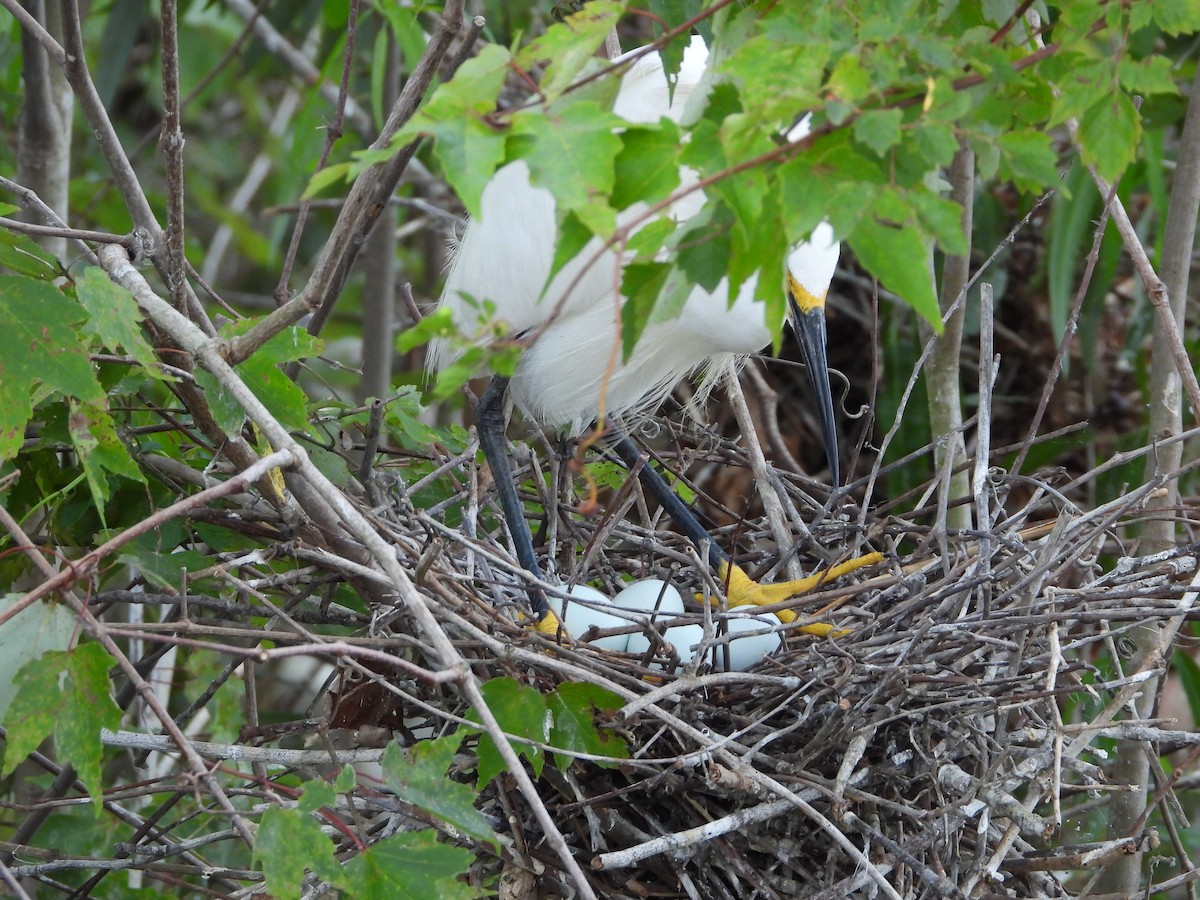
[274,0,361,307]
[222,0,462,367]
[0,505,260,847]
[972,283,996,614]
[95,244,599,899]
[858,192,1053,530]
[1009,169,1121,478]
[725,364,805,581]
[159,0,188,316]
[223,0,374,135]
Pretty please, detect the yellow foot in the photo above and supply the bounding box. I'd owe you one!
[534,610,563,636]
[709,552,885,635]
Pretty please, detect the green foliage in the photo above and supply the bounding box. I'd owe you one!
[381,735,500,848]
[194,318,322,436]
[466,677,629,783]
[404,0,1200,369]
[1,644,122,811]
[342,831,480,899]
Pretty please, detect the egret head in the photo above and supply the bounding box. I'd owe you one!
[785,222,841,486]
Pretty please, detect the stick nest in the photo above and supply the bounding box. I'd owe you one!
[316,421,1195,899]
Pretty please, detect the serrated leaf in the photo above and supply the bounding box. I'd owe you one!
[1152,0,1200,35]
[117,537,211,591]
[518,0,626,102]
[381,737,499,848]
[619,261,670,358]
[398,44,513,216]
[68,397,146,511]
[996,129,1061,193]
[906,191,969,256]
[547,682,628,769]
[1172,650,1200,726]
[511,101,622,235]
[1077,92,1140,183]
[297,778,338,815]
[828,52,871,104]
[848,216,941,330]
[612,123,682,210]
[59,644,122,811]
[1116,56,1180,96]
[253,806,345,899]
[197,322,320,436]
[75,267,162,374]
[0,229,61,278]
[2,651,67,777]
[0,596,74,723]
[467,676,550,786]
[344,831,478,900]
[854,108,903,155]
[302,162,354,200]
[0,275,106,460]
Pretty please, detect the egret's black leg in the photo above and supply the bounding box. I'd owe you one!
[606,428,882,627]
[606,431,731,571]
[477,375,550,620]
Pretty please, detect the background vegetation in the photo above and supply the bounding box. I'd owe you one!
[1,0,1199,896]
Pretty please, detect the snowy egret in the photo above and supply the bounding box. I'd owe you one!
[431,36,881,630]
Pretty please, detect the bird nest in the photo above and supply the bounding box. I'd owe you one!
[314,419,1196,899]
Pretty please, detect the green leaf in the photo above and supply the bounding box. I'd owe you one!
[510,101,622,235]
[398,44,513,216]
[0,596,74,724]
[381,737,499,848]
[296,777,339,815]
[0,228,61,279]
[612,123,682,210]
[467,676,550,786]
[396,306,458,353]
[1151,0,1200,35]
[1172,650,1200,727]
[2,651,66,777]
[906,191,969,256]
[827,52,871,104]
[59,644,123,811]
[75,267,162,374]
[0,275,106,460]
[68,397,146,511]
[197,322,320,436]
[619,261,670,359]
[853,108,903,155]
[547,682,629,769]
[344,831,478,900]
[517,0,626,102]
[1077,92,1140,183]
[996,129,1061,193]
[848,216,940,330]
[1116,55,1180,97]
[253,806,346,900]
[302,162,354,200]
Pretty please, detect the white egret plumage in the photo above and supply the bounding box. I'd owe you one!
[431,35,880,631]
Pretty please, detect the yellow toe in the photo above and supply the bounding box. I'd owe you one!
[702,552,884,634]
